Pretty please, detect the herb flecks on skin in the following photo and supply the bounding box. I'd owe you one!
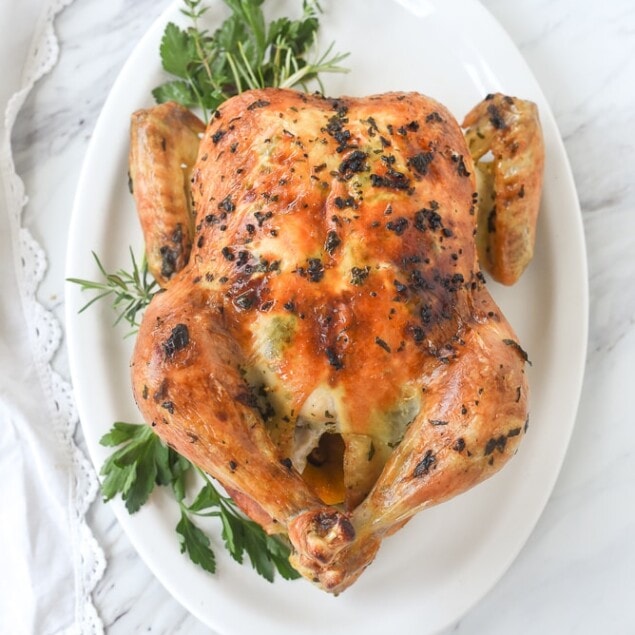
[152,0,350,121]
[77,0,352,586]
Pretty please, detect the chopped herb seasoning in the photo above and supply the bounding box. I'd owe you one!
[212,129,226,144]
[487,103,507,130]
[426,111,443,123]
[429,419,448,426]
[235,391,259,409]
[280,457,293,469]
[247,99,270,110]
[370,171,412,192]
[414,206,443,232]
[254,211,273,226]
[410,269,434,291]
[420,304,433,324]
[408,151,434,175]
[324,114,352,152]
[229,460,238,471]
[324,231,342,254]
[507,427,521,437]
[503,339,532,365]
[159,245,179,279]
[484,435,507,456]
[306,258,324,282]
[234,293,254,310]
[334,196,355,209]
[455,154,470,177]
[386,217,409,235]
[161,401,175,414]
[221,246,234,261]
[375,337,391,353]
[453,438,466,452]
[393,279,408,294]
[163,324,190,358]
[218,195,235,213]
[350,266,370,286]
[488,207,497,233]
[413,450,436,477]
[339,150,368,175]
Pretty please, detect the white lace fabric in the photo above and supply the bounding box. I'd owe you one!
[0,1,105,633]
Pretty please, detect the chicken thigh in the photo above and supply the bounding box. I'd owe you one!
[129,88,538,593]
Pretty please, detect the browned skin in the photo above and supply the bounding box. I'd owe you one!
[130,89,530,594]
[463,93,545,285]
[130,102,205,287]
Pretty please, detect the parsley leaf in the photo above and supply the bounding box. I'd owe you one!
[176,510,217,573]
[99,422,189,514]
[98,422,299,582]
[153,0,349,120]
[159,22,197,77]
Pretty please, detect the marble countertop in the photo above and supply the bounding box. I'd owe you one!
[11,0,635,632]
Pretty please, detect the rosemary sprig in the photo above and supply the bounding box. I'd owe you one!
[67,249,158,334]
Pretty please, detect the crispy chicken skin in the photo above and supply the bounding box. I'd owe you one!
[130,89,530,593]
[463,93,544,285]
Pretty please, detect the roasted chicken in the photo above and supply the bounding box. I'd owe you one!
[129,88,543,593]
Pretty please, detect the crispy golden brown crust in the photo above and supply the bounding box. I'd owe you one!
[463,93,545,285]
[129,102,205,287]
[130,89,530,593]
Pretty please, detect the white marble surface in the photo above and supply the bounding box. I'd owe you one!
[10,0,635,632]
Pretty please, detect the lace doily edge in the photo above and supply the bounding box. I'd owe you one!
[1,1,106,633]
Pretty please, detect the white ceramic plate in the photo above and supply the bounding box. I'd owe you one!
[66,1,588,633]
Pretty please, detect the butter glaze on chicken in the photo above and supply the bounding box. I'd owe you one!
[129,88,539,593]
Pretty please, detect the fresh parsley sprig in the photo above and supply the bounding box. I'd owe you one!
[153,0,349,120]
[99,422,299,581]
[67,249,158,335]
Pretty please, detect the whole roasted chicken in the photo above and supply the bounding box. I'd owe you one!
[129,88,543,593]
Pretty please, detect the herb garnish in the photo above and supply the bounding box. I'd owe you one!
[67,249,158,335]
[153,0,349,120]
[100,421,299,581]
